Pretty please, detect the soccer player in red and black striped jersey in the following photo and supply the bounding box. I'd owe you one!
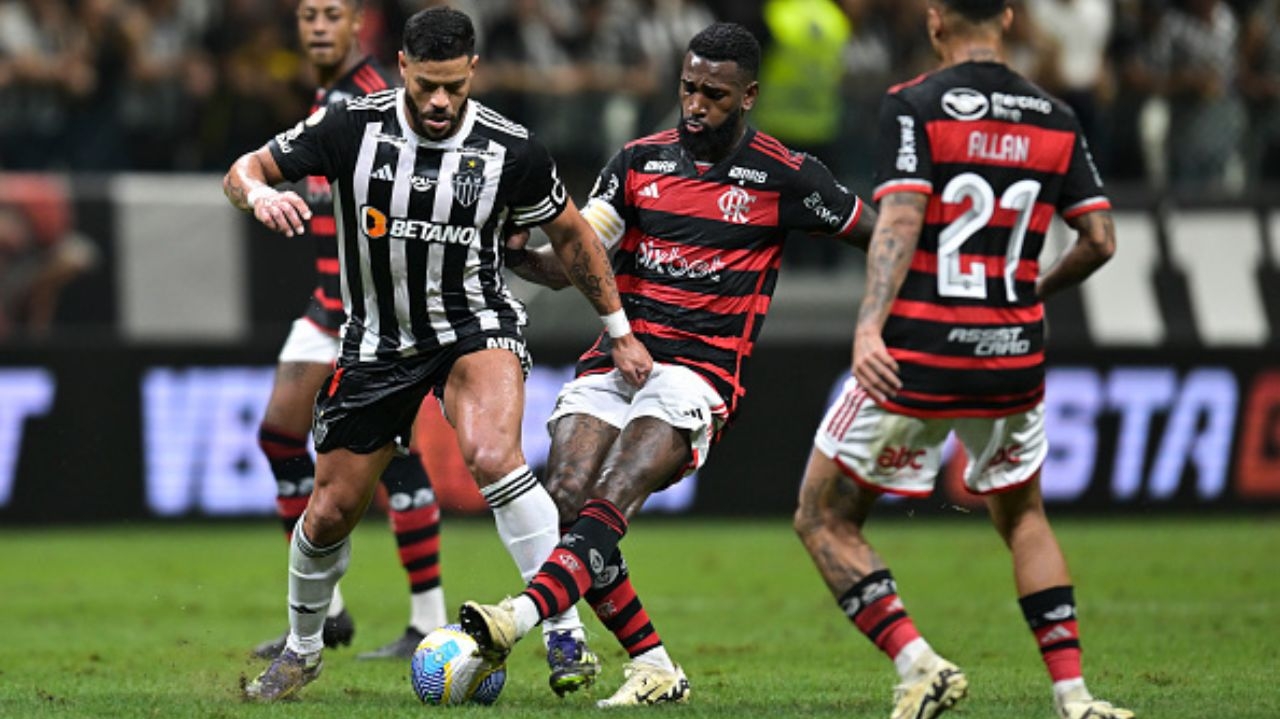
[459,22,876,707]
[793,3,1132,719]
[250,0,447,667]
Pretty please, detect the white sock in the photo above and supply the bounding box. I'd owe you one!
[631,645,675,671]
[328,584,346,616]
[409,587,446,635]
[1053,677,1090,704]
[285,518,351,656]
[481,465,583,632]
[893,637,933,680]
[509,594,542,639]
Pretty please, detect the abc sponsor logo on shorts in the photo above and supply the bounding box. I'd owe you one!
[877,446,925,472]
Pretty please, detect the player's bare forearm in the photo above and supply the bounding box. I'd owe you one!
[223,147,287,211]
[856,193,925,334]
[224,147,310,237]
[1037,210,1116,299]
[544,204,623,315]
[509,245,572,290]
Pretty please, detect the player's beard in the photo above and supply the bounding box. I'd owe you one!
[678,106,745,162]
[406,97,463,140]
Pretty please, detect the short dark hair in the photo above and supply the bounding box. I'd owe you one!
[687,22,761,81]
[402,6,475,62]
[939,0,1008,22]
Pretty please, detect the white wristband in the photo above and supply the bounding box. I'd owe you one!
[601,309,631,339]
[246,186,277,208]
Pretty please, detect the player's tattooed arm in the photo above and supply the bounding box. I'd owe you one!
[542,199,653,387]
[852,192,926,402]
[503,228,573,289]
[224,146,311,237]
[857,193,926,334]
[1038,209,1116,299]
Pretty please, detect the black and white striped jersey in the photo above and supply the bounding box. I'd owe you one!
[268,91,568,363]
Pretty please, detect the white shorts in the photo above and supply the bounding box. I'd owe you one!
[548,363,727,479]
[277,318,340,364]
[813,376,1048,497]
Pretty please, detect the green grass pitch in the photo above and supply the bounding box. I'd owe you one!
[1,516,1276,718]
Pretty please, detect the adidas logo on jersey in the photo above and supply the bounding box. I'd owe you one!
[371,163,395,181]
[638,182,660,199]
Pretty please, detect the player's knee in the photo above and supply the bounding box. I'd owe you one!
[464,445,523,486]
[303,491,361,543]
[544,468,591,519]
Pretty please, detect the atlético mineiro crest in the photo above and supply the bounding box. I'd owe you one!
[452,155,485,208]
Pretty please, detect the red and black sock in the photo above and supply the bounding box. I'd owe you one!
[839,570,922,660]
[382,452,442,593]
[584,549,663,657]
[523,498,627,620]
[1020,585,1082,682]
[258,424,314,538]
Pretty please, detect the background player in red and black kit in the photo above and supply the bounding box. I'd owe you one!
[460,22,877,707]
[793,2,1133,719]
[252,0,445,663]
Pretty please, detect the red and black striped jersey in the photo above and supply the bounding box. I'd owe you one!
[872,61,1110,418]
[576,127,866,421]
[300,56,397,334]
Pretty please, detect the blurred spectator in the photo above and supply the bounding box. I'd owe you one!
[1239,0,1280,185]
[0,0,96,170]
[1150,0,1246,194]
[0,174,99,340]
[750,0,851,268]
[1023,0,1114,157]
[117,0,217,170]
[1107,0,1165,182]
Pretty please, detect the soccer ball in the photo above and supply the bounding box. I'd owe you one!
[410,624,507,705]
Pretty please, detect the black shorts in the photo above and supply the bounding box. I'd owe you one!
[312,330,532,454]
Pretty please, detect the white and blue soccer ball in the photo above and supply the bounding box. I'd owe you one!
[410,624,507,706]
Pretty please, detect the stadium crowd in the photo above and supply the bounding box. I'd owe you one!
[0,0,1278,197]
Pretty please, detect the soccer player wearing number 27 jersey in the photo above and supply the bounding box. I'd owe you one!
[794,2,1133,719]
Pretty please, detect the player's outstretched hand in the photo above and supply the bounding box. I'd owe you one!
[252,189,312,237]
[852,329,900,404]
[611,333,653,388]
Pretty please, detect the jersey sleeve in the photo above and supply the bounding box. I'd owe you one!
[1058,130,1111,220]
[508,136,570,228]
[580,149,631,250]
[267,102,353,183]
[871,92,933,202]
[782,153,865,237]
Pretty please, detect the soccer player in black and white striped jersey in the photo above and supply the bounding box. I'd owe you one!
[225,6,652,702]
[250,0,451,666]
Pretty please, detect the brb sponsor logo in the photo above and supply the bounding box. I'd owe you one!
[643,160,678,174]
[728,165,768,184]
[361,205,479,246]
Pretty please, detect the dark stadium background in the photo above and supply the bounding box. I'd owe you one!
[1,0,1277,522]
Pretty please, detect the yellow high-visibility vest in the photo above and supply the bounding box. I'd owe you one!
[753,0,851,145]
